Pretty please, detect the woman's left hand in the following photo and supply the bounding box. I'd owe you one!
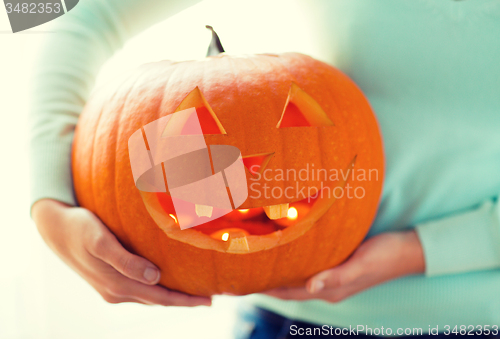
[264,230,425,303]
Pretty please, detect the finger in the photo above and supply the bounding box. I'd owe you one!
[89,230,160,285]
[307,261,364,294]
[108,278,212,307]
[103,296,152,305]
[264,286,357,303]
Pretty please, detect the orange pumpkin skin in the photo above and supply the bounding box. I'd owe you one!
[72,53,384,297]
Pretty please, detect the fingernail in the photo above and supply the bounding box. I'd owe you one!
[309,280,325,294]
[143,267,159,283]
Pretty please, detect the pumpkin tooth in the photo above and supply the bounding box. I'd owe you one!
[263,204,289,220]
[195,204,213,218]
[227,235,250,253]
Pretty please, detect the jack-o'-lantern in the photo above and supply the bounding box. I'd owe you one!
[72,27,384,296]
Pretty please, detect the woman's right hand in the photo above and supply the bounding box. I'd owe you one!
[32,199,212,307]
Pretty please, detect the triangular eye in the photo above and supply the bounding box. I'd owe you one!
[173,87,226,135]
[277,83,334,128]
[278,102,311,127]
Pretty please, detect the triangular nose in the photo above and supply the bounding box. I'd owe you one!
[242,153,274,175]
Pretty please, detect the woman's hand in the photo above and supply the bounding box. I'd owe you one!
[32,199,211,306]
[264,230,425,303]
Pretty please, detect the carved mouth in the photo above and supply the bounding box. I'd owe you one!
[141,156,356,254]
[193,198,317,251]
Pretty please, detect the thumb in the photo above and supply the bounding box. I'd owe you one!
[89,229,160,285]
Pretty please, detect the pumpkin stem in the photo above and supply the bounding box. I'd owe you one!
[206,25,225,56]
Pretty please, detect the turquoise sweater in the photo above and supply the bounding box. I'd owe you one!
[30,0,500,332]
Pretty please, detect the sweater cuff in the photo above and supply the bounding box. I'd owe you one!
[415,200,500,277]
[29,140,77,212]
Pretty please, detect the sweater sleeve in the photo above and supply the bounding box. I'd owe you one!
[29,0,201,209]
[415,199,500,276]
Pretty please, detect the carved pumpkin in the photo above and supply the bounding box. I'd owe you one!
[72,31,384,296]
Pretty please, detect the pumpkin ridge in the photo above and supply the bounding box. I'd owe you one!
[161,61,185,122]
[199,54,228,137]
[258,55,296,197]
[227,56,243,137]
[109,81,141,248]
[81,102,104,212]
[265,239,280,290]
[247,55,282,194]
[159,63,197,291]
[210,249,221,294]
[90,94,117,223]
[114,73,158,250]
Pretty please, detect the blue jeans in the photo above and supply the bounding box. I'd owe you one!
[233,304,500,338]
